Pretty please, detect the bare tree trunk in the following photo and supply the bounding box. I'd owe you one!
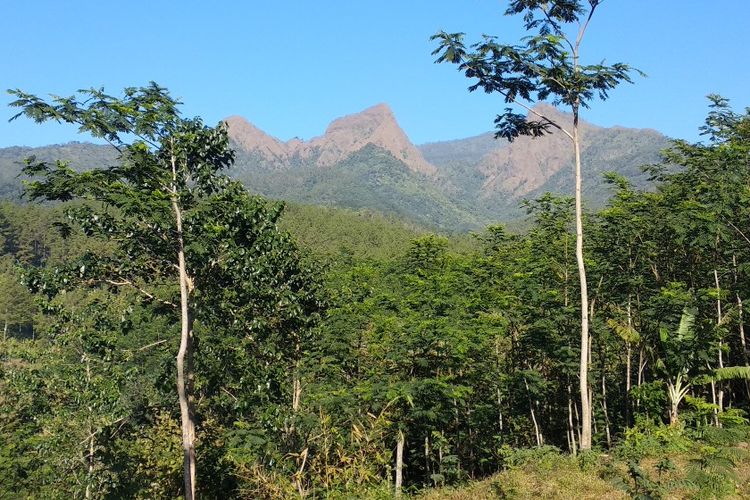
[625,297,633,427]
[709,373,720,427]
[292,378,301,413]
[601,373,611,448]
[85,354,94,500]
[573,104,592,450]
[86,430,95,500]
[733,255,750,398]
[593,406,598,436]
[714,269,725,425]
[438,435,444,477]
[395,430,405,497]
[574,396,582,445]
[739,293,747,361]
[524,377,543,447]
[637,347,646,412]
[497,387,503,433]
[425,435,431,480]
[172,150,197,500]
[292,341,302,413]
[735,255,749,361]
[707,361,719,427]
[625,343,632,422]
[567,384,577,456]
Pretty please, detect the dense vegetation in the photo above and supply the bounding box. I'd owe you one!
[2,3,750,495]
[1,85,750,498]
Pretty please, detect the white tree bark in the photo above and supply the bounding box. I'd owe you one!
[395,430,405,497]
[573,108,591,449]
[171,149,197,500]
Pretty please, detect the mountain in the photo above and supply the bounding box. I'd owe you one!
[0,104,672,232]
[420,104,672,220]
[225,104,479,231]
[226,103,435,175]
[225,102,670,231]
[0,143,117,199]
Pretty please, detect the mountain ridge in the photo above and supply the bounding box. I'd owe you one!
[0,103,672,232]
[225,103,436,175]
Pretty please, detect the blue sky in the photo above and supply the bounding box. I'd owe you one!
[2,1,748,147]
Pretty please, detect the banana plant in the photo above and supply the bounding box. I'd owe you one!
[658,305,750,425]
[658,305,699,425]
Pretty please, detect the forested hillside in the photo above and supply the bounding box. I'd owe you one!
[0,107,668,232]
[2,81,750,499]
[2,1,750,497]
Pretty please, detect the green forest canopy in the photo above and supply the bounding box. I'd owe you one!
[1,88,750,497]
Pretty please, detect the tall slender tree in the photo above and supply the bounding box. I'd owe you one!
[9,84,322,498]
[432,0,640,449]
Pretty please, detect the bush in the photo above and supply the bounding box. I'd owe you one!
[616,419,691,461]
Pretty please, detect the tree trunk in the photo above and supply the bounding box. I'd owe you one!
[172,151,197,500]
[637,347,646,412]
[524,376,543,447]
[395,430,405,497]
[86,430,95,500]
[85,354,94,500]
[734,255,749,361]
[425,435,431,480]
[714,269,724,425]
[625,297,633,427]
[567,384,577,456]
[574,396,582,445]
[292,376,302,412]
[601,373,612,448]
[710,376,720,427]
[497,387,504,433]
[733,255,750,398]
[625,344,632,425]
[573,105,592,450]
[292,338,302,414]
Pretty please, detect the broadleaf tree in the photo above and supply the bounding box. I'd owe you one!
[431,0,641,449]
[8,83,322,498]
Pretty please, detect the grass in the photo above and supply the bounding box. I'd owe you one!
[417,451,628,500]
[416,434,750,500]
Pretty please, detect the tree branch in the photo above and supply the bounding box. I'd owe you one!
[101,279,177,308]
[725,218,750,247]
[575,3,598,51]
[504,93,574,141]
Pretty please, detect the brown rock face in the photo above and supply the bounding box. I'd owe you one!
[225,104,436,175]
[477,104,597,198]
[223,116,289,163]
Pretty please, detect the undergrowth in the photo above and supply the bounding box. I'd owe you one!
[418,421,750,500]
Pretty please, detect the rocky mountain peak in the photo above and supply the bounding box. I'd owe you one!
[225,104,436,176]
[321,103,390,137]
[310,103,435,175]
[224,116,289,160]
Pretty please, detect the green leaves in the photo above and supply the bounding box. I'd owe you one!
[607,317,640,345]
[432,0,640,141]
[430,31,467,64]
[8,83,180,149]
[7,84,325,495]
[676,306,698,344]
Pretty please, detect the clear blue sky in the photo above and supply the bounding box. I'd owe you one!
[2,1,748,147]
